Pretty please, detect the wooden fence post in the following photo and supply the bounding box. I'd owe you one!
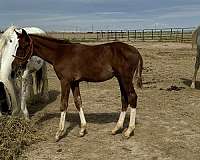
[151,29,154,40]
[142,30,145,41]
[127,30,130,41]
[160,29,162,41]
[181,28,184,42]
[107,30,109,41]
[121,30,123,38]
[101,30,103,39]
[176,29,178,42]
[134,30,137,40]
[96,32,99,41]
[170,28,173,40]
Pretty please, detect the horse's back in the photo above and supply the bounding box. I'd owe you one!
[23,27,46,35]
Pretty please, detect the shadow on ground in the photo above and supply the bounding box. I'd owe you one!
[28,90,60,116]
[35,111,130,138]
[181,78,200,89]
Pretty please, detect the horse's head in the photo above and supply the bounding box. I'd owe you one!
[11,29,33,78]
[0,26,19,75]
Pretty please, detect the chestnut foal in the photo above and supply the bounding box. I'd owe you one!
[12,29,143,141]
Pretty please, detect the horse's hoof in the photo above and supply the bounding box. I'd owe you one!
[122,128,129,139]
[111,130,117,135]
[191,82,195,89]
[55,134,61,142]
[111,127,123,135]
[79,129,87,137]
[122,128,134,139]
[111,127,118,135]
[55,129,66,142]
[24,115,30,121]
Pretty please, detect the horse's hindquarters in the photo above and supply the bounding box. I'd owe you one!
[0,82,11,114]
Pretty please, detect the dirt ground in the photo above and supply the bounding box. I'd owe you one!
[19,41,200,160]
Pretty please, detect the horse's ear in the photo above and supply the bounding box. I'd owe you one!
[21,29,30,41]
[14,29,21,37]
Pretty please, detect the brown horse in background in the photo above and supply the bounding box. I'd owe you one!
[11,29,143,141]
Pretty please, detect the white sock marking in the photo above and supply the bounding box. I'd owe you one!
[129,108,136,128]
[59,111,66,130]
[79,108,86,126]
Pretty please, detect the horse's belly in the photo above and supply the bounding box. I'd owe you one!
[82,66,114,82]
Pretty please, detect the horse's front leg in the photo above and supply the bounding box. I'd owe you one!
[8,79,20,115]
[71,81,87,137]
[55,81,70,141]
[21,70,30,120]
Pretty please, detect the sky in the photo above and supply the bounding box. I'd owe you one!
[0,0,200,31]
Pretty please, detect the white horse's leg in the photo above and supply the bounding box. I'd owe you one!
[41,64,49,101]
[32,72,37,95]
[8,80,20,115]
[112,111,126,134]
[21,70,30,120]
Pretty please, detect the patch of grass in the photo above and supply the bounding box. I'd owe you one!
[0,116,44,160]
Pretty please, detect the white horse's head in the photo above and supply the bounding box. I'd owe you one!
[0,26,19,78]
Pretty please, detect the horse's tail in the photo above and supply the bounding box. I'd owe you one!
[134,54,143,89]
[192,29,197,49]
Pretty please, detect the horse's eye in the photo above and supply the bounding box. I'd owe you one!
[10,39,12,43]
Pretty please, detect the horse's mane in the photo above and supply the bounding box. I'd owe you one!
[29,34,72,44]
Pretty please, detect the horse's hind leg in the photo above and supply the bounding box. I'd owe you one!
[114,75,137,138]
[112,77,128,135]
[71,81,87,137]
[41,64,49,101]
[123,83,137,139]
[191,47,200,88]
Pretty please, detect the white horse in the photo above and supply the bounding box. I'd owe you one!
[191,25,200,88]
[0,25,49,119]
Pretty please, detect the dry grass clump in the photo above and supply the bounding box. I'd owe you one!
[0,116,44,160]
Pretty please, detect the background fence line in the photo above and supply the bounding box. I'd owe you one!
[0,27,195,43]
[95,27,194,42]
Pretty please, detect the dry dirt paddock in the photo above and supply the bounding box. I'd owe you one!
[20,41,200,160]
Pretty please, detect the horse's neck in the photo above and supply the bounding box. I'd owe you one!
[32,36,60,65]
